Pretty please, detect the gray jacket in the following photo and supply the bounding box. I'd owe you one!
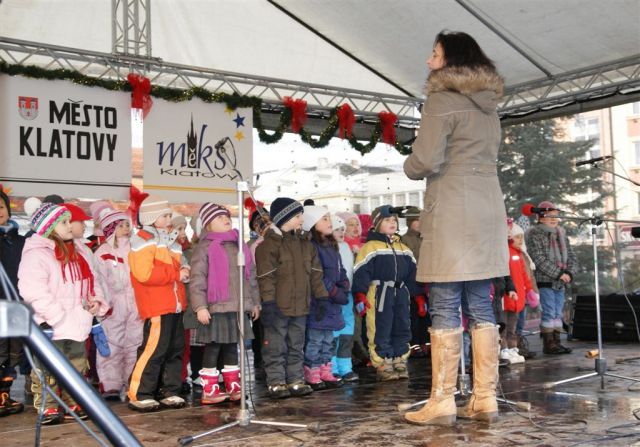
[525,224,577,290]
[188,237,260,314]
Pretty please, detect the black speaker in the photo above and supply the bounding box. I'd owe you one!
[571,294,640,343]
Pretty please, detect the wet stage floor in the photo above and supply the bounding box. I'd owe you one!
[1,336,639,446]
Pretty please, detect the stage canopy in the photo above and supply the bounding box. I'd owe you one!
[1,0,639,131]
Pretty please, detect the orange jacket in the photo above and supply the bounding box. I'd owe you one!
[128,226,187,319]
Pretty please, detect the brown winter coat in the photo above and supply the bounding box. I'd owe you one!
[188,237,260,314]
[254,225,328,317]
[404,66,509,282]
[401,228,422,263]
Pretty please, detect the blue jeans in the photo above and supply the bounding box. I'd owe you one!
[429,280,495,330]
[516,307,526,335]
[540,287,565,329]
[304,328,335,367]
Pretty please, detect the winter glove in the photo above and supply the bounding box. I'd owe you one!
[525,289,540,309]
[39,322,54,340]
[314,298,328,322]
[354,292,370,317]
[337,278,350,291]
[91,320,111,357]
[414,295,428,317]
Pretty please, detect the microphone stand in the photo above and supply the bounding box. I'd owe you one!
[538,210,640,391]
[178,139,319,446]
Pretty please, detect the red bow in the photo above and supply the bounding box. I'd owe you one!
[378,111,397,145]
[127,185,149,228]
[244,197,264,218]
[283,97,308,133]
[127,73,153,119]
[337,104,356,139]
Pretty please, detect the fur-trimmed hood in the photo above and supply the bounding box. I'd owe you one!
[427,66,504,113]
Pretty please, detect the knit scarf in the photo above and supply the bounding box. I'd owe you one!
[54,240,95,302]
[540,224,568,269]
[205,230,252,304]
[0,219,18,234]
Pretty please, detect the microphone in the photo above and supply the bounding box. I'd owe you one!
[575,155,613,167]
[214,137,230,150]
[521,203,558,216]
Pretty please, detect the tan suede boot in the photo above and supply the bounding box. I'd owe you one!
[404,327,462,426]
[457,324,499,423]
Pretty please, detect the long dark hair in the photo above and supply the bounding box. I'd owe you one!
[434,31,495,70]
[310,226,338,251]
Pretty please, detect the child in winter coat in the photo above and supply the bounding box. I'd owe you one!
[336,211,363,255]
[353,205,424,381]
[127,196,190,412]
[0,187,25,416]
[500,223,539,364]
[302,206,348,390]
[18,202,109,425]
[94,208,143,399]
[189,203,260,404]
[329,214,359,382]
[255,197,328,399]
[526,201,577,355]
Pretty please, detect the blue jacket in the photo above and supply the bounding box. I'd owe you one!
[352,231,422,305]
[307,240,348,331]
[0,220,25,300]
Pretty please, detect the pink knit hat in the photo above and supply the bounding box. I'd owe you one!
[31,202,71,237]
[99,207,129,240]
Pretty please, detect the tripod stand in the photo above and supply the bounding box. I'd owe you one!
[178,141,319,446]
[543,214,640,390]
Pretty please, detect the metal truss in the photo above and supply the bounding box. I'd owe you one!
[1,36,639,131]
[111,0,151,57]
[499,55,640,119]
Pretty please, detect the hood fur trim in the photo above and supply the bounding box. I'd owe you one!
[427,66,504,97]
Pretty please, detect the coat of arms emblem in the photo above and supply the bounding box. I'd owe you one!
[18,96,38,120]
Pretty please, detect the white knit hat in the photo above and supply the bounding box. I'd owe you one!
[302,206,329,232]
[139,195,172,226]
[331,214,345,231]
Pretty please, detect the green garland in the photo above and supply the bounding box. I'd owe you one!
[0,61,412,154]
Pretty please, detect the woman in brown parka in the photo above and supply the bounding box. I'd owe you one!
[403,31,509,426]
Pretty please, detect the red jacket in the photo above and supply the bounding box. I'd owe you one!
[503,242,533,313]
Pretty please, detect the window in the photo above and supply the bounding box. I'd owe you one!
[633,102,640,115]
[395,193,406,206]
[635,141,640,165]
[586,118,599,136]
[589,143,601,159]
[409,192,420,207]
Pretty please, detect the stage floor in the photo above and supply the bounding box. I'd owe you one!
[1,335,639,447]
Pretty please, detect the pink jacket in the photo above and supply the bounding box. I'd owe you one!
[94,237,139,320]
[18,234,108,342]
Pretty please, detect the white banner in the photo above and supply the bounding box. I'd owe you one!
[143,98,253,203]
[0,75,132,199]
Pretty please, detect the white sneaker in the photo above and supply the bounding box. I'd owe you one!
[159,395,186,408]
[508,347,525,364]
[499,349,513,364]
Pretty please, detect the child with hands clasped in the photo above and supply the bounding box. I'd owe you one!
[18,203,109,425]
[127,196,190,412]
[255,197,329,399]
[189,203,260,404]
[94,208,143,398]
[352,205,425,381]
[302,207,349,390]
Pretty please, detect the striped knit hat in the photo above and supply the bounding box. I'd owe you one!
[31,202,71,237]
[270,197,303,228]
[199,203,230,229]
[99,207,129,240]
[139,195,172,226]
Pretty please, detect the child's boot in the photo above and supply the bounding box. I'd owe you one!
[393,357,409,379]
[376,358,399,382]
[199,368,228,404]
[304,365,326,391]
[320,362,343,388]
[221,366,242,402]
[0,377,24,416]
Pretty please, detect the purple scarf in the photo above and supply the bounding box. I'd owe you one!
[205,230,252,304]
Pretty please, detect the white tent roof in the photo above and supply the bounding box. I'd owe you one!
[1,0,639,121]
